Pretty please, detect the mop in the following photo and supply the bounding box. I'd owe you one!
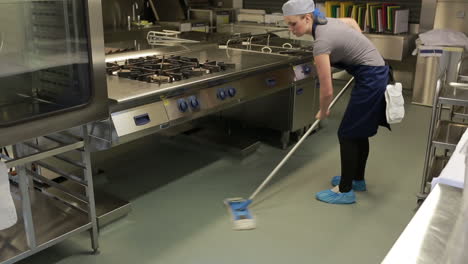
[224,77,355,230]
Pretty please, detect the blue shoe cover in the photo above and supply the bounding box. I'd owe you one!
[331,176,367,191]
[330,176,341,186]
[315,189,356,204]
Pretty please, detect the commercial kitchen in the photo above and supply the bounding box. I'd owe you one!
[0,0,468,263]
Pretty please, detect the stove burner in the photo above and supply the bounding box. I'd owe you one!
[148,75,172,83]
[106,55,235,85]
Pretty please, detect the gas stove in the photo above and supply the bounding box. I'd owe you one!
[106,55,235,85]
[90,44,316,148]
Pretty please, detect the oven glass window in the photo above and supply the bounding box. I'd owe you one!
[0,0,91,126]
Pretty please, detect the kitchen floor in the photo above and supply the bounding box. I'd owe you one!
[18,81,431,264]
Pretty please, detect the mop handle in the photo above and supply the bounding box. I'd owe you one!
[248,76,355,201]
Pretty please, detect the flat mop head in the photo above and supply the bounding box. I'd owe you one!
[224,198,256,230]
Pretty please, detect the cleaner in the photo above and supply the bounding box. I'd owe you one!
[224,77,354,230]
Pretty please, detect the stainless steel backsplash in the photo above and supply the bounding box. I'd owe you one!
[101,0,145,30]
[101,0,186,30]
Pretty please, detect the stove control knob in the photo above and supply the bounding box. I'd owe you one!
[227,87,237,97]
[188,96,200,109]
[217,88,227,100]
[302,64,311,74]
[177,99,188,112]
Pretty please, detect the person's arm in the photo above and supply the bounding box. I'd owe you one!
[314,54,333,120]
[339,18,362,33]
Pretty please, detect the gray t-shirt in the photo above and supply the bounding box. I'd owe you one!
[313,18,385,67]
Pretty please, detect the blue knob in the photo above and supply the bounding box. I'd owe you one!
[188,96,199,109]
[217,88,227,100]
[227,87,237,97]
[302,65,311,74]
[177,99,188,112]
[266,78,276,86]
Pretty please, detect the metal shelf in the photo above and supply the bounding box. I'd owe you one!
[433,120,468,151]
[43,180,131,227]
[453,112,468,119]
[0,186,91,264]
[452,105,468,120]
[439,83,468,107]
[428,155,451,183]
[0,126,99,264]
[419,63,468,199]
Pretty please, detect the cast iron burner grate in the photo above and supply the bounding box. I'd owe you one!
[106,55,235,85]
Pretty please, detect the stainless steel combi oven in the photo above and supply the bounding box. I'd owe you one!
[0,0,108,147]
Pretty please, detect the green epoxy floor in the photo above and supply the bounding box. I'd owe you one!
[18,83,431,264]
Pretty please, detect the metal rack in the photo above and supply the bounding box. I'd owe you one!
[0,125,99,264]
[220,32,312,57]
[146,30,200,45]
[418,74,468,202]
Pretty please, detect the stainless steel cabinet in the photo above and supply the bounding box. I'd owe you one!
[412,47,464,106]
[220,77,318,148]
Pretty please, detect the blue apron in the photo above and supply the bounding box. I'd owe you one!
[312,23,390,139]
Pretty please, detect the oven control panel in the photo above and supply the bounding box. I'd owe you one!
[110,65,297,137]
[111,101,169,137]
[164,66,294,122]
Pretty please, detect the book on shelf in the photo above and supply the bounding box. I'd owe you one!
[324,1,410,34]
[393,9,409,34]
[340,2,353,17]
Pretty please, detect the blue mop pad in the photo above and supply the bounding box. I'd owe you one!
[331,176,367,191]
[224,198,256,230]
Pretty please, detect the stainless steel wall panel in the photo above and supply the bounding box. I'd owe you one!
[434,1,468,34]
[101,0,145,30]
[243,0,284,14]
[420,0,438,32]
[153,0,186,21]
[365,33,417,61]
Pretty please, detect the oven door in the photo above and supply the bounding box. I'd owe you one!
[0,0,108,147]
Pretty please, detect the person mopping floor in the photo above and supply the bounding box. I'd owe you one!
[225,0,394,230]
[224,76,354,230]
[282,0,392,204]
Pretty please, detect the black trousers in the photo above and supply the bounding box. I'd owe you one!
[338,137,369,193]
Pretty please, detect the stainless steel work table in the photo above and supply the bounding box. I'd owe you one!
[383,184,463,263]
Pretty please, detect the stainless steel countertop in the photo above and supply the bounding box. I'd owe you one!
[383,184,463,264]
[106,44,311,105]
